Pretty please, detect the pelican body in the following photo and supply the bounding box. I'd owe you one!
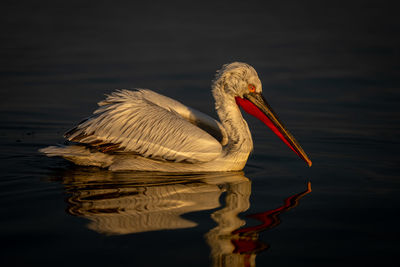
[40,62,312,171]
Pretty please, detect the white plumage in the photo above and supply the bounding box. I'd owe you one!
[40,62,312,171]
[65,89,225,163]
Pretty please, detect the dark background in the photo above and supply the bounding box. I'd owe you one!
[1,1,399,266]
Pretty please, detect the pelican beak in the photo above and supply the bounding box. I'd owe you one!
[235,92,312,167]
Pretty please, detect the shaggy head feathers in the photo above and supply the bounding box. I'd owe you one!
[212,62,262,99]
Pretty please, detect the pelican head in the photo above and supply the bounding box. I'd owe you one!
[213,62,312,167]
[213,62,263,97]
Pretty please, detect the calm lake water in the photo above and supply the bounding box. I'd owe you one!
[1,1,399,266]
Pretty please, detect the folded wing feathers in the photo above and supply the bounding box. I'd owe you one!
[65,89,222,163]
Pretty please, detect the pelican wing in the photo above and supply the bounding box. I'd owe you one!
[65,89,225,163]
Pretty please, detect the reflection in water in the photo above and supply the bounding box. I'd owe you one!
[52,168,311,266]
[206,182,311,267]
[57,169,249,235]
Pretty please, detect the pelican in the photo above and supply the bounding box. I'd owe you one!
[40,62,312,171]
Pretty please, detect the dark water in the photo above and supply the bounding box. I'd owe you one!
[1,1,399,266]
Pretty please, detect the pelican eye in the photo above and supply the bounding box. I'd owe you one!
[248,84,256,93]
